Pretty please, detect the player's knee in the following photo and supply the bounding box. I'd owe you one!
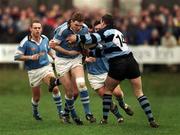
[73,92,79,100]
[65,90,74,98]
[97,88,105,97]
[113,90,122,97]
[52,86,59,94]
[134,90,144,98]
[76,77,87,91]
[32,97,40,103]
[97,90,104,97]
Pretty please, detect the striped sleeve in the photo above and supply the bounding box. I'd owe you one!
[79,32,103,44]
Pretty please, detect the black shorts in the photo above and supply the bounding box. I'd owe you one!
[108,53,141,81]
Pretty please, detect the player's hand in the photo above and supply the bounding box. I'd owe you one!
[85,57,96,63]
[66,34,77,44]
[68,50,81,56]
[49,39,59,49]
[81,49,90,56]
[31,54,40,60]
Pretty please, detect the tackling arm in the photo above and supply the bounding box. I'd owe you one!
[67,32,103,49]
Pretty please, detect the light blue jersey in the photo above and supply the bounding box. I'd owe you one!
[53,22,89,58]
[86,44,109,75]
[14,35,50,70]
[86,56,109,75]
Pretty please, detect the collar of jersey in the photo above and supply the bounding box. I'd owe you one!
[28,35,44,45]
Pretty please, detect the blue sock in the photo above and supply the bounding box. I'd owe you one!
[64,103,70,115]
[80,90,91,114]
[31,99,40,116]
[110,103,122,119]
[65,96,77,118]
[116,97,126,108]
[138,95,154,122]
[52,92,62,115]
[103,94,112,120]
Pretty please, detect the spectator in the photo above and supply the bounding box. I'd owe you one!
[127,16,139,45]
[136,22,152,45]
[37,4,47,18]
[161,30,178,72]
[161,30,177,47]
[11,6,20,21]
[1,26,16,43]
[149,29,161,46]
[0,3,179,45]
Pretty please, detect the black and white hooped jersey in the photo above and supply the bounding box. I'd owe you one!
[77,26,131,60]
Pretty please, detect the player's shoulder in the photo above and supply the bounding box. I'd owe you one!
[19,36,29,47]
[41,35,49,41]
[83,23,88,28]
[55,22,68,35]
[102,28,121,37]
[82,23,88,30]
[79,23,88,34]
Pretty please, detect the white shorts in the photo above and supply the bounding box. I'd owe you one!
[87,72,108,90]
[55,55,83,77]
[28,64,54,87]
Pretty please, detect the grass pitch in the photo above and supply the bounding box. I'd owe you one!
[0,69,180,135]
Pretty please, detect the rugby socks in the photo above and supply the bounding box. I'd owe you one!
[116,97,126,109]
[65,96,78,118]
[52,92,62,115]
[110,103,122,119]
[138,95,154,122]
[102,94,112,120]
[64,103,70,116]
[80,90,91,114]
[31,98,40,116]
[64,94,78,116]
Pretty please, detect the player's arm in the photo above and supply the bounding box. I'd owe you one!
[82,43,97,49]
[15,54,40,61]
[49,39,68,54]
[84,56,96,63]
[67,32,103,48]
[51,27,81,56]
[14,44,39,61]
[50,40,81,56]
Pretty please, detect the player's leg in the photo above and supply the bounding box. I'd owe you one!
[48,62,62,92]
[48,77,61,92]
[127,54,159,128]
[54,57,82,125]
[71,66,96,123]
[43,73,63,119]
[31,86,42,120]
[97,87,123,123]
[101,76,119,124]
[28,68,43,120]
[113,86,134,116]
[63,77,79,122]
[60,72,82,125]
[130,77,159,128]
[72,76,79,100]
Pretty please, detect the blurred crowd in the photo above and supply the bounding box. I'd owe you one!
[0,3,180,47]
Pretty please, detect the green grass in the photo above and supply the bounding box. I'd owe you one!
[0,69,180,135]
